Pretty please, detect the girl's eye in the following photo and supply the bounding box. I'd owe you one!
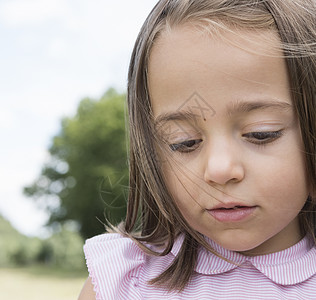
[242,130,283,145]
[169,139,202,153]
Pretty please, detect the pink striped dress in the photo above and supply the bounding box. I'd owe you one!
[84,233,316,299]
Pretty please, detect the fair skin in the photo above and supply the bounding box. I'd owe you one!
[78,25,309,298]
[78,277,95,300]
[149,25,309,255]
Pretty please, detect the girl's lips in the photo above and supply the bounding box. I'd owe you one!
[207,206,257,222]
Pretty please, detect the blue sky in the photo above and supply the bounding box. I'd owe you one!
[0,0,157,236]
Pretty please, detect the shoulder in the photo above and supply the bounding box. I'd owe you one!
[78,277,96,300]
[84,232,144,257]
[83,233,145,299]
[84,233,145,269]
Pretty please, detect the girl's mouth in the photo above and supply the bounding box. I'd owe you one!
[207,206,257,222]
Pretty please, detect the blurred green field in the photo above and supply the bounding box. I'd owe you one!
[0,266,87,300]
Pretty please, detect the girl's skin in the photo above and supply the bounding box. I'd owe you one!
[78,24,310,300]
[149,25,309,256]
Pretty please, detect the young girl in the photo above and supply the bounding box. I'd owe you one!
[79,0,316,299]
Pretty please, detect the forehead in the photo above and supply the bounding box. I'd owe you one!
[148,25,290,116]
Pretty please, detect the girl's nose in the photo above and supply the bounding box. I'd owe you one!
[203,140,245,186]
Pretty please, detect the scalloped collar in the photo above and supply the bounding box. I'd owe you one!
[171,235,316,285]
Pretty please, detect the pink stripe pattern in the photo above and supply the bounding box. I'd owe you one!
[84,233,316,299]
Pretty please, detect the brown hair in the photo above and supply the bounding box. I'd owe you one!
[117,0,316,292]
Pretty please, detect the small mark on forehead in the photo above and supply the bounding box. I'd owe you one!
[154,92,216,126]
[178,92,216,120]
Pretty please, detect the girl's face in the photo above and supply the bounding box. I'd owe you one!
[148,25,309,255]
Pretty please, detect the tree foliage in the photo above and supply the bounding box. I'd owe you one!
[0,214,85,269]
[24,89,128,239]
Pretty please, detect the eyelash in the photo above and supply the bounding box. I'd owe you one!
[169,130,284,153]
[242,130,284,145]
[169,139,202,153]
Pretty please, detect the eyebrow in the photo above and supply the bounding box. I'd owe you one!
[226,100,292,116]
[154,110,199,127]
[154,99,292,126]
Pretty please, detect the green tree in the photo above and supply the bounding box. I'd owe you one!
[24,89,128,239]
[0,214,42,266]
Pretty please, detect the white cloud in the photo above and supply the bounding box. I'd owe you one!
[47,37,69,59]
[0,107,17,130]
[0,0,69,26]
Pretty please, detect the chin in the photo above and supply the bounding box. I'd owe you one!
[223,243,258,253]
[214,236,265,254]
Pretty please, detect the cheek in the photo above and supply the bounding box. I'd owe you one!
[164,165,202,209]
[253,152,308,210]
